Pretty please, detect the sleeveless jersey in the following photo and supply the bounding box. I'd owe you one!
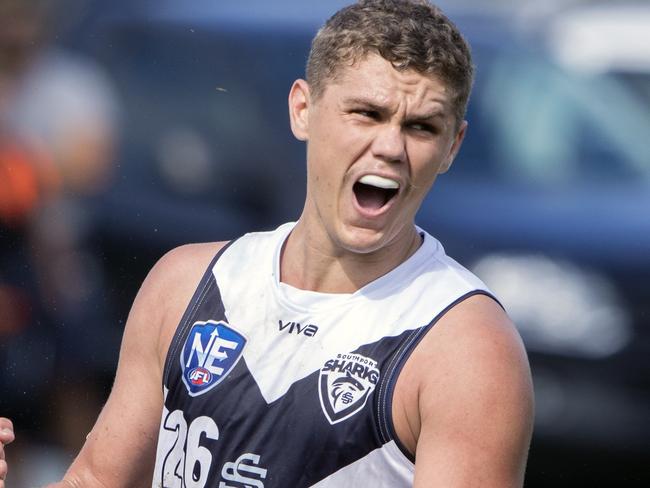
[152,222,493,487]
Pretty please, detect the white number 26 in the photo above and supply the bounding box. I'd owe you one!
[158,410,219,488]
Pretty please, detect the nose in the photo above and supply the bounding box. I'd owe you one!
[370,124,406,164]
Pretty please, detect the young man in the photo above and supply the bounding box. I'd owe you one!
[0,1,533,486]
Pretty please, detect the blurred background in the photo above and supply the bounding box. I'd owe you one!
[0,0,648,485]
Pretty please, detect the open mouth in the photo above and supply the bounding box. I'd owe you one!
[353,175,399,211]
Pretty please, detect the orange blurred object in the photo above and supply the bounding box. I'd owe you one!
[0,138,60,225]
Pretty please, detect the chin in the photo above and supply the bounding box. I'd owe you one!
[335,224,391,255]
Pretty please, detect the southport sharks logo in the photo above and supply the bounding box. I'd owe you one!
[319,353,380,424]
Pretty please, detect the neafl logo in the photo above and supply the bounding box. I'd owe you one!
[319,353,380,424]
[181,320,246,396]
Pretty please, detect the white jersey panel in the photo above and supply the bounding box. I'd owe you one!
[213,222,489,404]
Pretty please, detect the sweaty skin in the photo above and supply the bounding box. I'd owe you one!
[3,54,533,488]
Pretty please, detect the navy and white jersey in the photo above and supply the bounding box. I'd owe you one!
[152,222,493,487]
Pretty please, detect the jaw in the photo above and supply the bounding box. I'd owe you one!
[297,192,392,256]
[285,207,421,294]
[333,195,419,256]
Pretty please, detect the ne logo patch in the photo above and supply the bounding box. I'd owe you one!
[319,353,380,424]
[181,320,246,397]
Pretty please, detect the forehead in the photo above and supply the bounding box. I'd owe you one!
[324,54,453,115]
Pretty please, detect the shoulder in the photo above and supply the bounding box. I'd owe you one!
[137,241,229,314]
[146,241,229,293]
[417,294,532,412]
[423,293,529,372]
[130,241,230,367]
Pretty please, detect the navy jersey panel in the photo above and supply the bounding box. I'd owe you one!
[158,297,419,486]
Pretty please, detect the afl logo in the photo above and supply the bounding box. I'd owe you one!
[318,352,380,424]
[188,367,212,385]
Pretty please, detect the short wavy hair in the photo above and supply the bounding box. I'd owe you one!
[306,0,474,126]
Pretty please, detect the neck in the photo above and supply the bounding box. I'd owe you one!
[280,219,422,294]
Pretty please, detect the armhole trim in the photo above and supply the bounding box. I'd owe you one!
[376,289,500,463]
[161,239,239,389]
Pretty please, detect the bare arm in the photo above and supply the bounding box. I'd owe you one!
[0,417,14,488]
[43,242,226,487]
[399,295,534,487]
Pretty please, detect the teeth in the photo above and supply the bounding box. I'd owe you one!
[358,174,400,190]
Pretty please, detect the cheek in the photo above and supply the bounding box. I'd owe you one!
[409,151,442,184]
[309,127,360,179]
[404,158,445,210]
[306,141,340,202]
[410,137,452,175]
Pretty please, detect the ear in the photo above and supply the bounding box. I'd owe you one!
[288,79,310,141]
[438,120,467,174]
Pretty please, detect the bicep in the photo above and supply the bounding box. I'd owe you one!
[412,297,534,487]
[413,393,532,488]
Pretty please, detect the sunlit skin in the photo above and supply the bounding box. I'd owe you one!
[285,54,466,293]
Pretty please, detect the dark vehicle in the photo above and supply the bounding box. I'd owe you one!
[66,1,649,485]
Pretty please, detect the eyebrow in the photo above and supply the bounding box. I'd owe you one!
[341,97,388,115]
[407,109,446,122]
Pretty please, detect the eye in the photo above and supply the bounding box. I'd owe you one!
[352,109,380,120]
[408,122,436,133]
